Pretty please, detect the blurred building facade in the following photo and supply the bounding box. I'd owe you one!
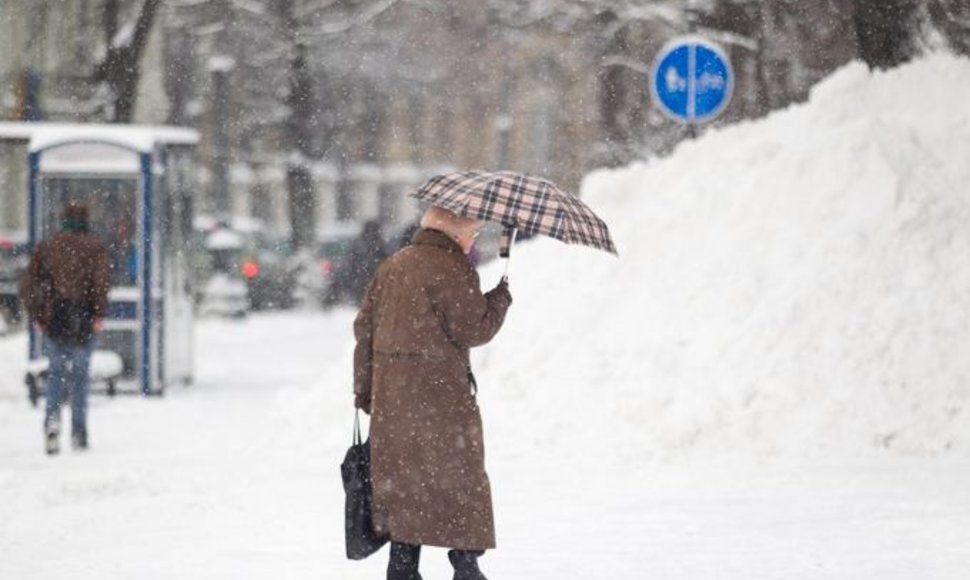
[0,1,169,124]
[2,0,917,244]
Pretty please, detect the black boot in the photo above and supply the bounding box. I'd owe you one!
[45,429,59,456]
[71,431,88,451]
[448,549,487,580]
[387,542,422,580]
[71,428,88,451]
[44,419,60,456]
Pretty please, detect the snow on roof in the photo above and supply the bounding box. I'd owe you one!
[383,163,423,183]
[0,122,198,153]
[0,230,27,243]
[193,214,221,232]
[207,55,237,73]
[310,161,338,181]
[230,162,256,184]
[0,123,37,141]
[230,216,265,233]
[257,165,286,182]
[316,221,361,241]
[205,228,245,250]
[349,163,383,182]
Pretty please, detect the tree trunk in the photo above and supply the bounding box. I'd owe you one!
[97,0,164,123]
[285,41,319,250]
[596,10,634,166]
[163,25,194,126]
[287,166,316,250]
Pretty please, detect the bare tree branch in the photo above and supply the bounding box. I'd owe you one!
[315,0,401,35]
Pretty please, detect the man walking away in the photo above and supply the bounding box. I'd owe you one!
[21,203,110,455]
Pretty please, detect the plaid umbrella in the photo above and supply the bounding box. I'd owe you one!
[410,170,617,261]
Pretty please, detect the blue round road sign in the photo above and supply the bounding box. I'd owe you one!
[651,37,733,124]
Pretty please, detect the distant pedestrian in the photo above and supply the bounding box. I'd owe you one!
[334,220,388,305]
[353,206,512,580]
[20,203,109,455]
[389,222,420,254]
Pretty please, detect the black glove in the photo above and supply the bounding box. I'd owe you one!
[486,278,512,308]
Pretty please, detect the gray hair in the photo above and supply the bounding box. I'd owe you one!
[420,206,481,239]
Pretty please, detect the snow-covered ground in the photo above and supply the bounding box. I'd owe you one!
[3,54,970,578]
[1,313,967,579]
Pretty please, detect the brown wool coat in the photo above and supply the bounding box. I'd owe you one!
[21,231,110,327]
[353,228,512,550]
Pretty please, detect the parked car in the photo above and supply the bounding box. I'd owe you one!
[293,222,360,309]
[243,235,299,310]
[0,232,29,329]
[191,216,299,312]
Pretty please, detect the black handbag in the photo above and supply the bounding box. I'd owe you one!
[341,410,388,560]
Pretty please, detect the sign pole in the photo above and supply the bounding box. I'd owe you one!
[687,41,697,138]
[686,2,699,139]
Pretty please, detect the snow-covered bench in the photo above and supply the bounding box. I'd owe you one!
[25,350,125,407]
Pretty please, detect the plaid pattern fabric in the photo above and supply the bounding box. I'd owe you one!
[410,170,617,256]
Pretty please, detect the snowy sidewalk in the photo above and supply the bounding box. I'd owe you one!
[1,311,967,579]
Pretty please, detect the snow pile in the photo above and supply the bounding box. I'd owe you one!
[475,54,970,460]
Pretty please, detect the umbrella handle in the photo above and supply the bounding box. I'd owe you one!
[353,408,362,445]
[501,227,518,282]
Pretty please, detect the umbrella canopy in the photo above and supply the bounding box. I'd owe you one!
[410,170,617,257]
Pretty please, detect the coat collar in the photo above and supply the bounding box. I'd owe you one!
[412,228,464,255]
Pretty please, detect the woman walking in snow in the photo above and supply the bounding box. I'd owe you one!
[353,205,512,580]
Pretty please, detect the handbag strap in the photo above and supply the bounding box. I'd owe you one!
[353,408,363,445]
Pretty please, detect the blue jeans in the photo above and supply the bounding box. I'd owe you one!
[44,339,94,435]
